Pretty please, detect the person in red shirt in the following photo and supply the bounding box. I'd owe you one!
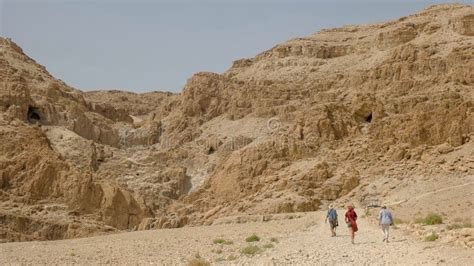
[345,203,358,244]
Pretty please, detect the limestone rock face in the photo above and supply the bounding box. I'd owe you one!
[453,13,474,36]
[94,183,149,230]
[376,23,418,50]
[1,4,473,241]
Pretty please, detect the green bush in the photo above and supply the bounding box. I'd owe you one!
[213,238,225,244]
[245,234,260,242]
[241,245,262,256]
[424,232,439,242]
[415,213,443,225]
[424,214,443,225]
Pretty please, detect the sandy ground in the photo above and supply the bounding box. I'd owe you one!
[1,210,472,265]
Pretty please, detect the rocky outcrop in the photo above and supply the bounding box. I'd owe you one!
[0,4,473,242]
[376,23,418,50]
[452,13,474,36]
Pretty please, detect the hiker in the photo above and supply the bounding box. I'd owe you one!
[345,204,358,244]
[379,205,393,243]
[325,204,338,236]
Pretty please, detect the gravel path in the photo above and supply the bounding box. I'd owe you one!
[250,211,473,265]
[1,211,472,265]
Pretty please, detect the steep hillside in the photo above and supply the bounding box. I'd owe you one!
[0,4,473,242]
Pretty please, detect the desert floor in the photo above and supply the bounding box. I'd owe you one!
[1,210,472,265]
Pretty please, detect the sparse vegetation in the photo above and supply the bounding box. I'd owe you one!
[215,257,225,262]
[393,218,405,224]
[241,245,262,256]
[463,222,472,228]
[227,255,237,261]
[187,258,210,266]
[415,213,443,225]
[424,232,439,242]
[447,224,462,230]
[212,248,223,254]
[364,208,370,216]
[424,214,443,225]
[447,223,473,230]
[213,238,233,245]
[263,243,274,249]
[414,217,424,224]
[270,237,279,243]
[448,217,472,230]
[245,234,260,242]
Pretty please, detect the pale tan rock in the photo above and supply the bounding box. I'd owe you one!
[437,143,454,154]
[0,3,473,242]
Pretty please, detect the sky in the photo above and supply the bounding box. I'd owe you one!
[0,0,472,93]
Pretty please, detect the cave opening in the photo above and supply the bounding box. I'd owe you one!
[207,146,215,155]
[365,113,373,123]
[27,106,41,123]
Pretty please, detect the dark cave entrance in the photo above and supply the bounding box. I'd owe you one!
[365,113,372,123]
[27,106,41,124]
[207,146,215,155]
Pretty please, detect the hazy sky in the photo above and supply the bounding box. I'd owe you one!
[1,0,472,92]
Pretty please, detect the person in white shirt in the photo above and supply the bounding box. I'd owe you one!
[379,206,393,243]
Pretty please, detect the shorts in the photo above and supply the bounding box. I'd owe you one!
[329,219,338,229]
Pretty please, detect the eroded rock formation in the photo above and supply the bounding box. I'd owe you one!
[0,4,473,241]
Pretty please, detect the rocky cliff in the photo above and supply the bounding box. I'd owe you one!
[0,4,473,242]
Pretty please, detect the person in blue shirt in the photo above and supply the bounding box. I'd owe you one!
[325,204,338,237]
[379,206,393,243]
